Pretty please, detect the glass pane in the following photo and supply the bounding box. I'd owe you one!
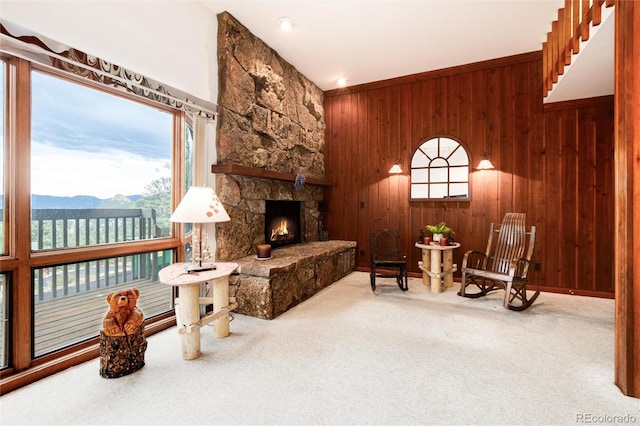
[420,139,439,159]
[430,158,448,168]
[448,146,469,166]
[449,183,469,198]
[411,184,428,199]
[33,250,174,357]
[411,151,429,168]
[0,273,7,369]
[430,167,448,183]
[0,60,5,255]
[429,183,448,198]
[439,138,458,158]
[450,166,469,182]
[30,71,173,251]
[411,168,429,183]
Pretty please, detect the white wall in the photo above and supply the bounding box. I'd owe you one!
[0,0,219,103]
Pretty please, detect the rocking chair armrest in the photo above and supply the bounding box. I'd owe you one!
[462,250,487,269]
[508,258,533,279]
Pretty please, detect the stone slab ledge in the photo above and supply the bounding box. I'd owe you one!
[235,240,357,277]
[230,240,357,319]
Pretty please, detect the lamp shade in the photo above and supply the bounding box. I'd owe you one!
[170,186,230,223]
[388,164,403,174]
[477,159,495,170]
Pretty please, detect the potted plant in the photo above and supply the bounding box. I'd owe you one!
[425,222,453,243]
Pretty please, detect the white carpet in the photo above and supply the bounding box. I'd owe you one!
[1,272,638,425]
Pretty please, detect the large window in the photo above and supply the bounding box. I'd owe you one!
[410,136,470,200]
[25,71,177,356]
[31,71,173,249]
[0,54,191,381]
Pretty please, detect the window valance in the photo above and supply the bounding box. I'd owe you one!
[0,20,217,119]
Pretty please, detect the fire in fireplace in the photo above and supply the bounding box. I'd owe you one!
[264,200,301,248]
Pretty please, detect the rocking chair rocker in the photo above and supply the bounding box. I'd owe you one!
[458,213,539,311]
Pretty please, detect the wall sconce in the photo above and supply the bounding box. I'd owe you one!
[476,154,494,170]
[388,161,403,174]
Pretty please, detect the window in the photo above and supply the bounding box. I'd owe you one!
[0,23,214,387]
[27,70,177,356]
[410,136,470,200]
[30,71,173,250]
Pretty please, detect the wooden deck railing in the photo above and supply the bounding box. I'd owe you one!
[30,208,171,301]
[26,208,176,356]
[0,208,177,359]
[543,0,615,98]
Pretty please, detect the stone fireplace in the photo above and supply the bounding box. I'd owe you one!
[212,12,356,319]
[214,11,327,260]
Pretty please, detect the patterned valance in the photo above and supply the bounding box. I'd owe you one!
[0,20,217,119]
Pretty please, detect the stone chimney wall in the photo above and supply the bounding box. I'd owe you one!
[214,12,326,261]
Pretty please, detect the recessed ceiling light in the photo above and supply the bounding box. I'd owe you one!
[278,17,294,31]
[337,77,347,87]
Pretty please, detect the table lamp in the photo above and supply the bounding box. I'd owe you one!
[170,186,230,272]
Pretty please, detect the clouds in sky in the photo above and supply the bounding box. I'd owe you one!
[30,71,173,198]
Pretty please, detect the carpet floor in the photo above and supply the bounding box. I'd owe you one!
[1,272,638,425]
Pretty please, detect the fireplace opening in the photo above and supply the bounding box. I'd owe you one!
[264,200,302,248]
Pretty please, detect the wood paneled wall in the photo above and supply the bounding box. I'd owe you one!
[323,52,615,295]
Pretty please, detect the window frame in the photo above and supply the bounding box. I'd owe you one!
[409,135,472,202]
[0,55,188,385]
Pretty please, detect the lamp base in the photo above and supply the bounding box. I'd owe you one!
[185,263,217,273]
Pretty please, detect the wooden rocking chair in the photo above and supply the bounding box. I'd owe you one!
[369,228,408,292]
[458,213,540,311]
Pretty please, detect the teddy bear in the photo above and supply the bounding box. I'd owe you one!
[103,288,144,336]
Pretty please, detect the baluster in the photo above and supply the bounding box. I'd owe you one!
[84,260,90,292]
[37,218,44,250]
[62,217,68,248]
[63,264,69,296]
[51,265,57,298]
[558,9,565,76]
[75,260,81,294]
[37,268,44,301]
[52,219,57,249]
[582,0,590,41]
[564,0,573,66]
[573,0,581,54]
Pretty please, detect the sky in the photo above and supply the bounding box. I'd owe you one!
[29,70,173,199]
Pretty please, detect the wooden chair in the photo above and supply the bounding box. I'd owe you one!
[369,228,408,292]
[458,213,539,311]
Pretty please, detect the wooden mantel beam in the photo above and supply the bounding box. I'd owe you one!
[211,163,332,187]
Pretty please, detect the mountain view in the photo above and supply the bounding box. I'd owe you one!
[30,194,142,209]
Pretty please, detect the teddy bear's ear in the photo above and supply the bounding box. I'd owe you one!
[106,293,113,303]
[131,288,140,298]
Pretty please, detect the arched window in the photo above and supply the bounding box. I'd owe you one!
[410,136,470,200]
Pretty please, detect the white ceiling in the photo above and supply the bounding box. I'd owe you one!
[200,0,613,101]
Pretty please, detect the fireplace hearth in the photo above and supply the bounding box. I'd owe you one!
[265,200,302,248]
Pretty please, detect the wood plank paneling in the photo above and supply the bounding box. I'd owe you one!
[323,53,615,295]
